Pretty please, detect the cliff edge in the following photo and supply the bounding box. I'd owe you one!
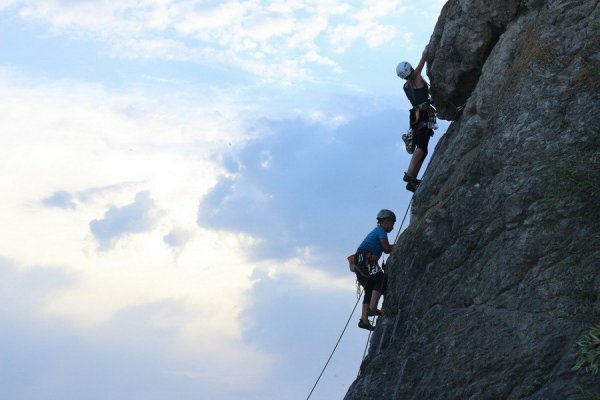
[345,0,600,398]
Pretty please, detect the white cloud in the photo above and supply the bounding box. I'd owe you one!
[106,37,198,61]
[0,0,18,10]
[2,0,421,81]
[328,0,409,53]
[0,68,278,390]
[0,254,273,394]
[0,64,384,397]
[302,49,339,69]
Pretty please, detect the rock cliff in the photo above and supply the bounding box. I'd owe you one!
[345,0,600,399]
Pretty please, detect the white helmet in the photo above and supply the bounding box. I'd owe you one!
[396,61,412,79]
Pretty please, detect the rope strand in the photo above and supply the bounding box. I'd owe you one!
[394,196,413,244]
[305,288,363,400]
[357,316,375,378]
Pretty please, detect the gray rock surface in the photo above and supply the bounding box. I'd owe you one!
[344,0,600,399]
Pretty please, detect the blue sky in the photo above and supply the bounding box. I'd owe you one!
[0,1,448,399]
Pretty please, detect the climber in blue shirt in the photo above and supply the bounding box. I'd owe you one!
[352,209,396,331]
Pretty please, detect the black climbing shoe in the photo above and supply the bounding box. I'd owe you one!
[403,172,421,184]
[406,181,418,192]
[368,308,383,317]
[358,319,375,331]
[403,173,421,192]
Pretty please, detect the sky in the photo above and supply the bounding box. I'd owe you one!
[0,1,448,399]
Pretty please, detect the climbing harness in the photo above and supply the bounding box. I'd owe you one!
[411,101,438,131]
[348,252,381,280]
[402,79,438,155]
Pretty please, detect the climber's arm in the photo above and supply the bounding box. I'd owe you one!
[414,45,429,76]
[380,238,394,254]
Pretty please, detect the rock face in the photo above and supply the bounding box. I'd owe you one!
[344,1,599,399]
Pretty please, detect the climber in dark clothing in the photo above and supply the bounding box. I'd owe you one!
[396,46,437,192]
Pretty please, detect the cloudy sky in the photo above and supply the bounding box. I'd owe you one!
[0,1,448,399]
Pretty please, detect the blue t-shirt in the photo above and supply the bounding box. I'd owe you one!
[357,226,388,258]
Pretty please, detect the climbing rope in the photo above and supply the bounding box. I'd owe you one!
[394,196,413,244]
[305,288,363,400]
[357,315,375,378]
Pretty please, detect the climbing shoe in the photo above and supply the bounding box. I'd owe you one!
[403,173,421,192]
[403,172,421,184]
[358,319,375,331]
[368,308,383,317]
[406,181,418,192]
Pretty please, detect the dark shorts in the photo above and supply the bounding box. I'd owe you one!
[414,127,433,151]
[410,108,434,152]
[355,269,385,304]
